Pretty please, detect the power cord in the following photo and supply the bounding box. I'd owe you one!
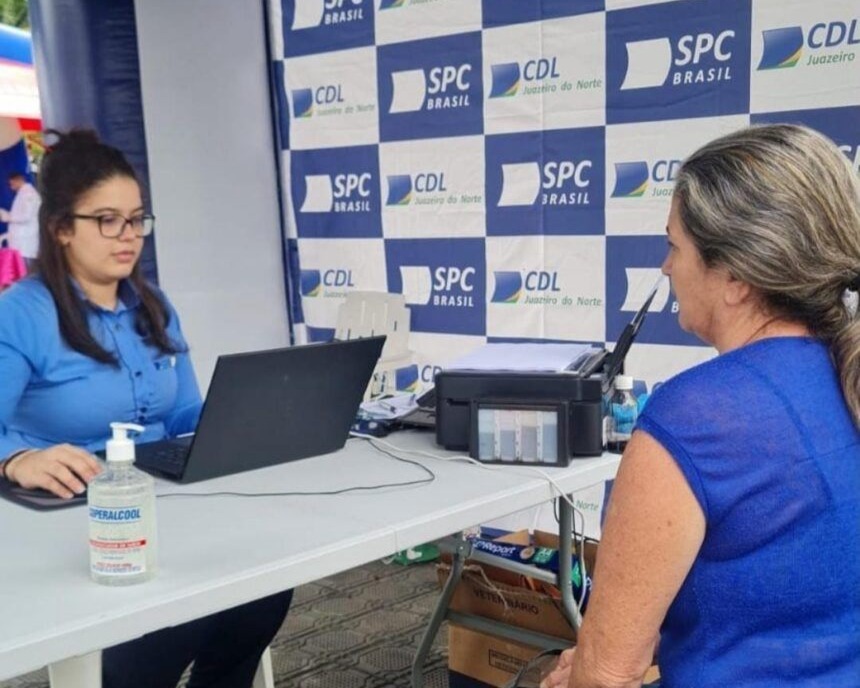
[356,434,594,615]
[157,437,435,500]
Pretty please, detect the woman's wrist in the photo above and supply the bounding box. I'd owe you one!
[1,449,35,483]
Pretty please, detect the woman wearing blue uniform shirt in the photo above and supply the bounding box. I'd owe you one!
[0,130,291,688]
[542,125,859,687]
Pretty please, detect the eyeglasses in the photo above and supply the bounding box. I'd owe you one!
[72,213,155,238]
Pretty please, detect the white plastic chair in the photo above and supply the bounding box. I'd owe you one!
[335,291,414,397]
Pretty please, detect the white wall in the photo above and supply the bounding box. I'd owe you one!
[134,0,289,390]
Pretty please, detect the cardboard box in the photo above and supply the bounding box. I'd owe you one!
[448,624,660,688]
[441,531,659,687]
[438,530,597,642]
[447,623,544,688]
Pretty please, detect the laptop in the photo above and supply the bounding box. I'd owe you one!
[133,335,386,483]
[0,336,385,509]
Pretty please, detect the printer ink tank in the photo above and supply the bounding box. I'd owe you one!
[88,423,158,585]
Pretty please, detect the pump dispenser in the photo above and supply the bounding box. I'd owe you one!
[88,422,158,585]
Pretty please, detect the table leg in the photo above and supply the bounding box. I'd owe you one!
[558,496,584,630]
[410,534,471,688]
[48,651,101,688]
[252,646,275,688]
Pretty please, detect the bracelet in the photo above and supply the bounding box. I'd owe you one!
[1,449,32,482]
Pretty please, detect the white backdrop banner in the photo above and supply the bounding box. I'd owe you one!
[269,0,860,391]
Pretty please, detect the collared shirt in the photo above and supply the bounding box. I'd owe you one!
[2,183,40,259]
[0,277,202,458]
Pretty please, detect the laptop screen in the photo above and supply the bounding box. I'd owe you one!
[180,335,386,483]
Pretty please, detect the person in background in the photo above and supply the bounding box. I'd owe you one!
[0,171,41,270]
[542,124,860,688]
[0,130,291,688]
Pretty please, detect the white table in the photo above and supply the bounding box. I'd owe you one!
[0,431,620,684]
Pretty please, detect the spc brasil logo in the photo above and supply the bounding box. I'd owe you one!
[389,63,473,112]
[497,159,593,207]
[285,0,373,58]
[399,265,477,308]
[386,238,485,335]
[620,31,735,90]
[607,0,750,123]
[758,18,859,70]
[486,127,604,235]
[489,57,577,98]
[291,0,366,30]
[606,236,700,346]
[378,33,483,141]
[301,172,373,213]
[611,159,681,199]
[300,268,356,299]
[291,145,381,238]
[491,270,599,308]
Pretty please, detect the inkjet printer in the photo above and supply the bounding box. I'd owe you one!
[434,279,662,463]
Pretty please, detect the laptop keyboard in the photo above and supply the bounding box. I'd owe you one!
[135,441,191,478]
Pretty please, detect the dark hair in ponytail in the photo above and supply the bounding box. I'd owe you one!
[36,129,182,364]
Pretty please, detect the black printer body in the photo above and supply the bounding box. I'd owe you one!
[434,369,607,458]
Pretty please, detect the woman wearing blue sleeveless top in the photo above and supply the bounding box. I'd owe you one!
[0,131,291,688]
[543,125,859,688]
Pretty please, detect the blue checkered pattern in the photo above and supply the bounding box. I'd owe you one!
[270,0,860,389]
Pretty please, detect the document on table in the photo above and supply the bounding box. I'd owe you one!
[445,343,599,373]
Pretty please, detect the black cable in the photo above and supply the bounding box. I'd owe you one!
[157,438,436,500]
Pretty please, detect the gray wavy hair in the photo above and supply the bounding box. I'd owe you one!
[673,123,860,426]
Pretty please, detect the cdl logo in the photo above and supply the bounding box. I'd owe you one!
[489,58,561,97]
[611,159,681,198]
[300,173,373,213]
[389,63,473,113]
[291,85,344,118]
[491,271,561,303]
[497,160,592,207]
[394,365,420,392]
[398,266,476,307]
[385,173,448,205]
[291,0,365,30]
[299,269,355,297]
[758,19,859,70]
[620,268,673,313]
[621,30,735,90]
[419,363,442,384]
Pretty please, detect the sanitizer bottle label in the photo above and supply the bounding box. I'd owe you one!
[89,504,149,576]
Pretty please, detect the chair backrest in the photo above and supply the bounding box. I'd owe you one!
[335,291,410,363]
[336,291,413,397]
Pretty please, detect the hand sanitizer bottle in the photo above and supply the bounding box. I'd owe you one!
[88,422,157,585]
[608,375,638,453]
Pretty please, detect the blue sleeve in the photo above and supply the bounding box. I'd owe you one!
[0,341,32,457]
[636,412,711,520]
[160,295,203,437]
[0,282,46,457]
[634,369,715,521]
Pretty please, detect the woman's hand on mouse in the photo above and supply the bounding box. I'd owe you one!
[5,445,102,499]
